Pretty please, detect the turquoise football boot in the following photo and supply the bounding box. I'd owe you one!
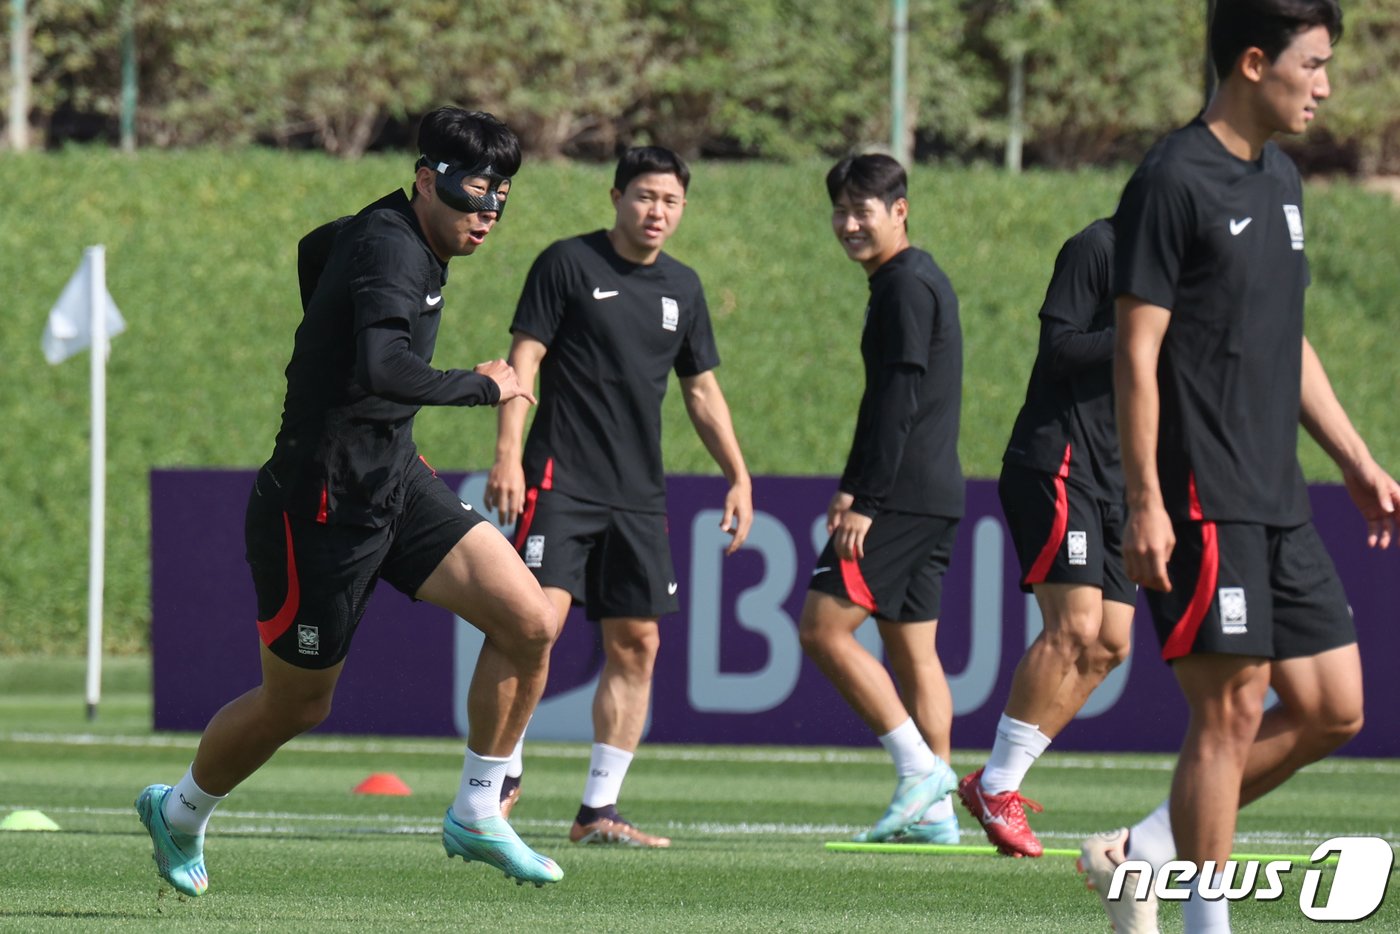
[135,784,209,897]
[442,809,563,887]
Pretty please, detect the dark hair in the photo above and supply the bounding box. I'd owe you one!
[614,146,690,194]
[825,153,907,208]
[417,107,521,176]
[1210,0,1343,79]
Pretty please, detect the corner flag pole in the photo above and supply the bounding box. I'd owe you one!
[85,245,107,720]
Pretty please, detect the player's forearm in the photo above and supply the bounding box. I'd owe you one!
[1043,319,1113,381]
[1300,337,1372,474]
[494,398,530,461]
[1114,300,1166,509]
[356,325,499,406]
[840,365,921,515]
[495,336,543,462]
[684,379,751,487]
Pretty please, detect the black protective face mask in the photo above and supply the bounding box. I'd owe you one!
[417,155,511,218]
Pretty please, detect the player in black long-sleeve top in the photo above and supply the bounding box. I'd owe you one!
[956,219,1136,859]
[136,108,566,895]
[800,154,966,845]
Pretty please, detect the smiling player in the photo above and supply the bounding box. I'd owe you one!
[799,153,966,845]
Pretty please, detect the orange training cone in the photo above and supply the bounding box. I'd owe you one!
[353,772,412,796]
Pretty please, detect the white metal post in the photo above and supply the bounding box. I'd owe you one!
[85,246,107,720]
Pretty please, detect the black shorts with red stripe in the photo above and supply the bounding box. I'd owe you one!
[809,512,958,623]
[245,457,487,669]
[999,461,1135,605]
[1145,517,1354,662]
[510,486,678,621]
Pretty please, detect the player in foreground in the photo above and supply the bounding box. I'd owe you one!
[958,218,1135,858]
[1081,2,1400,931]
[799,154,965,844]
[136,108,565,895]
[484,146,752,848]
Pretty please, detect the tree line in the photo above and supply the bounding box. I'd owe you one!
[6,0,1400,172]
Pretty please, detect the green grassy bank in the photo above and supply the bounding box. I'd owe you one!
[3,150,1398,653]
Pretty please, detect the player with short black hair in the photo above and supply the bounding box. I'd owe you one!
[1078,3,1400,931]
[485,145,752,848]
[136,107,566,895]
[957,218,1136,859]
[800,153,966,845]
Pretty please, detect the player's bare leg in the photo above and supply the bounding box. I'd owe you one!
[417,523,563,885]
[1013,590,1132,736]
[879,619,951,759]
[569,616,671,847]
[799,592,910,733]
[416,524,558,757]
[963,588,1130,856]
[136,645,345,897]
[799,592,957,842]
[1170,654,1270,865]
[1239,644,1362,805]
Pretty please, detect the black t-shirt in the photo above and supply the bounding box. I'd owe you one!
[840,247,964,518]
[512,230,721,512]
[265,189,498,528]
[1114,119,1311,524]
[1003,219,1121,498]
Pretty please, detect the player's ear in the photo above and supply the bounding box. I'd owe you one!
[415,167,436,201]
[609,187,622,209]
[1238,46,1269,84]
[892,197,909,224]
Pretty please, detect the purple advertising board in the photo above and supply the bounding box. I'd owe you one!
[152,470,1400,755]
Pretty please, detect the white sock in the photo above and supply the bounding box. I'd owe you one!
[581,743,634,808]
[506,731,525,780]
[980,714,1051,794]
[877,718,939,778]
[920,795,956,823]
[1127,799,1176,871]
[453,749,509,822]
[1183,873,1231,933]
[163,765,225,836]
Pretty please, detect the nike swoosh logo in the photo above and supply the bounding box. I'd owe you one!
[667,582,678,595]
[1229,217,1252,236]
[812,566,832,575]
[425,293,443,306]
[593,287,619,300]
[976,787,1009,826]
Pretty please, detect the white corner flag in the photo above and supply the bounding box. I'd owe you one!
[43,246,124,721]
[43,246,126,364]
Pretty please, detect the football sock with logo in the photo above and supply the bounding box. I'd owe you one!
[878,718,939,778]
[1182,873,1231,932]
[980,714,1052,794]
[163,765,226,836]
[454,749,509,822]
[580,743,634,809]
[1126,799,1176,870]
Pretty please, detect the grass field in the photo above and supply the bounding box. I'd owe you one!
[4,150,1400,654]
[3,657,1397,932]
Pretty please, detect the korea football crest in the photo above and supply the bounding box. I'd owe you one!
[297,624,320,656]
[1219,587,1248,635]
[1282,204,1304,251]
[661,297,679,332]
[525,534,545,568]
[1067,531,1088,567]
